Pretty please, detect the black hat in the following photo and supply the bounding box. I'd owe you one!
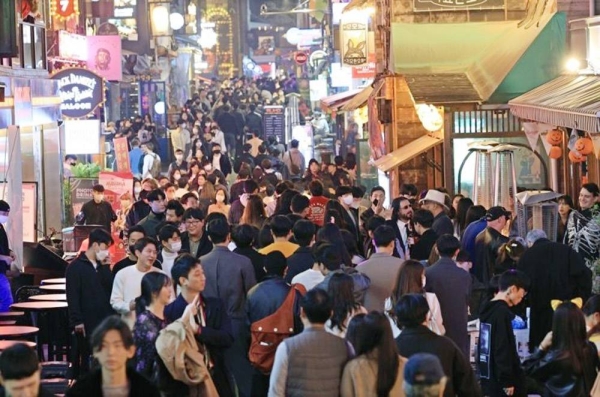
[0,200,10,212]
[485,206,511,222]
[404,353,445,386]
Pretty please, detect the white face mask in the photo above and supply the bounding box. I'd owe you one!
[175,155,184,161]
[350,201,360,209]
[170,241,182,253]
[96,249,110,262]
[174,174,181,181]
[216,194,225,203]
[134,187,142,195]
[204,165,212,172]
[0,215,8,224]
[342,195,354,206]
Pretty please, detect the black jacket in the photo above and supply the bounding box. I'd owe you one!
[126,200,150,229]
[523,343,599,397]
[137,211,166,239]
[245,112,263,133]
[431,212,454,237]
[478,300,526,396]
[208,154,232,177]
[234,246,267,283]
[234,152,255,173]
[474,227,508,285]
[65,253,114,333]
[66,367,160,397]
[285,246,314,283]
[180,231,213,259]
[0,385,54,396]
[396,325,481,397]
[411,228,438,261]
[216,112,239,136]
[165,294,235,397]
[76,200,117,232]
[517,238,592,350]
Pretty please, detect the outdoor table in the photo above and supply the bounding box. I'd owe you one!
[29,294,67,302]
[0,326,39,337]
[10,302,68,360]
[39,284,66,292]
[0,340,36,350]
[0,321,16,326]
[41,278,66,285]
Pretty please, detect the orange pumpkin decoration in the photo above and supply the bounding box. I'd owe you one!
[575,137,593,155]
[548,146,562,159]
[569,150,586,163]
[546,129,563,146]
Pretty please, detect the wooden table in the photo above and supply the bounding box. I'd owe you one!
[0,326,38,337]
[41,278,66,285]
[0,340,36,350]
[29,294,67,302]
[0,320,16,326]
[39,284,66,292]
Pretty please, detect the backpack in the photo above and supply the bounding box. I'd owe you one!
[248,284,306,374]
[149,153,161,178]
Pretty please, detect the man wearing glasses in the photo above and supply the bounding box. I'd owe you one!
[180,208,213,258]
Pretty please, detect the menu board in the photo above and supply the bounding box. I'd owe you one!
[263,105,285,143]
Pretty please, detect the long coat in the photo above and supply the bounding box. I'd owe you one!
[517,238,592,350]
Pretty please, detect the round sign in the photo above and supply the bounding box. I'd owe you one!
[294,52,308,65]
[52,68,104,119]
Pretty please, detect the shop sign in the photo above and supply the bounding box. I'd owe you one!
[58,31,88,61]
[52,0,77,20]
[294,52,308,65]
[113,137,130,172]
[413,0,504,11]
[87,35,122,81]
[99,171,134,262]
[52,68,104,118]
[340,15,368,66]
[263,106,285,143]
[352,53,376,78]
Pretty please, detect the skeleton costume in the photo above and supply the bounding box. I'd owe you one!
[566,207,600,292]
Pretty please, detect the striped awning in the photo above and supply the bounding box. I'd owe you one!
[509,74,600,133]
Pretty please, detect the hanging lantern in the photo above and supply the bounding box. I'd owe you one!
[546,129,563,146]
[548,146,562,159]
[568,150,586,163]
[574,137,593,156]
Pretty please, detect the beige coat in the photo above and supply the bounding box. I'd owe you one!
[341,353,407,397]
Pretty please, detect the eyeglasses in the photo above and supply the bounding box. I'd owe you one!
[185,220,201,226]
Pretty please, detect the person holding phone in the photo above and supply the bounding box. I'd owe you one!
[359,186,391,230]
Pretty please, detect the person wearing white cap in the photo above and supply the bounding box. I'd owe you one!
[420,190,453,237]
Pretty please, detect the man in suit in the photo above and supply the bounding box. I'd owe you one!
[357,225,404,312]
[411,209,438,261]
[200,218,257,397]
[387,196,414,259]
[425,234,472,358]
[336,186,360,246]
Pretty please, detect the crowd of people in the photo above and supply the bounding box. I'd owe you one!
[17,78,600,396]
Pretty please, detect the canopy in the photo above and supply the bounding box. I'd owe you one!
[509,74,600,133]
[320,89,363,112]
[391,11,560,103]
[373,133,443,172]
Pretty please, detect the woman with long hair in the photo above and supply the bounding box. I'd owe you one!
[303,159,321,183]
[325,200,349,230]
[317,223,353,267]
[240,194,267,229]
[325,273,367,338]
[454,197,474,238]
[557,195,574,243]
[342,312,406,397]
[464,205,487,228]
[133,272,172,380]
[495,238,526,275]
[274,189,299,216]
[187,160,201,190]
[385,260,444,337]
[583,295,600,354]
[524,301,599,396]
[208,185,230,217]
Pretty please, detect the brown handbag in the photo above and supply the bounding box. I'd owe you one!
[248,284,306,374]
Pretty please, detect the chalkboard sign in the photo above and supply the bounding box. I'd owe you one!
[263,105,285,143]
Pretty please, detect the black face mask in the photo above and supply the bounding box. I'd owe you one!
[213,151,221,155]
[128,245,136,255]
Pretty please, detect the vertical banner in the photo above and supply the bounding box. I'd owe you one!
[113,137,131,171]
[99,171,134,262]
[340,13,368,67]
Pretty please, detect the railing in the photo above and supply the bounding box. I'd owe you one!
[0,22,47,71]
[451,108,522,135]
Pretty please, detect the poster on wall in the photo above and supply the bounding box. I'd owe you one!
[113,137,131,171]
[340,16,368,66]
[108,0,138,41]
[99,171,134,262]
[87,35,123,81]
[69,178,98,220]
[0,182,37,243]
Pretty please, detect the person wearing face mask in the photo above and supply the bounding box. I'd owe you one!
[76,184,117,232]
[64,154,78,179]
[170,120,187,159]
[201,157,228,187]
[208,186,231,217]
[157,224,182,285]
[126,178,158,229]
[336,186,360,249]
[66,228,116,377]
[168,149,188,175]
[209,143,232,178]
[137,189,167,240]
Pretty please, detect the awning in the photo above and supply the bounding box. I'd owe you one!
[508,74,600,133]
[373,133,443,172]
[320,89,362,112]
[343,0,374,13]
[340,85,373,112]
[391,11,560,103]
